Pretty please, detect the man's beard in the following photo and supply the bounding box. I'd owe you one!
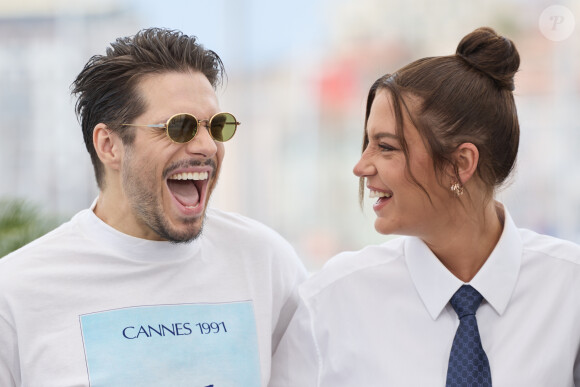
[121,155,213,243]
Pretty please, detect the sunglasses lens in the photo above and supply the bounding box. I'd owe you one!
[210,113,237,142]
[167,114,197,143]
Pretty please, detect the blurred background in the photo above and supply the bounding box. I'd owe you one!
[0,0,578,269]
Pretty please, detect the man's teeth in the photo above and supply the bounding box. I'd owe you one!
[168,171,209,181]
[369,190,392,199]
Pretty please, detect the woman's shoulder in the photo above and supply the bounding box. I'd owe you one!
[299,236,408,299]
[519,227,580,265]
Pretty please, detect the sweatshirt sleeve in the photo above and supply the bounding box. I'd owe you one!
[0,311,19,386]
[270,250,308,355]
[574,350,580,386]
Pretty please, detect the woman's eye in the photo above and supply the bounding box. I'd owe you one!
[379,143,397,151]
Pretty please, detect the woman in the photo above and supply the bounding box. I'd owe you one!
[269,27,580,386]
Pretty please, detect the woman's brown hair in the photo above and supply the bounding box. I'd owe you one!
[359,27,520,205]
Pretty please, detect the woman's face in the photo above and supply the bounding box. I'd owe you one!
[353,89,454,239]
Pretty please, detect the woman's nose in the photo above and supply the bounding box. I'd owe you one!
[353,151,375,178]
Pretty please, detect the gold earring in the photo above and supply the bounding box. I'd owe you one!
[450,182,464,196]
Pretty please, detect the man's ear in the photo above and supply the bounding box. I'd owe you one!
[452,142,479,185]
[93,123,123,171]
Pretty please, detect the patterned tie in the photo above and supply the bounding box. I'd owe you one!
[446,285,492,386]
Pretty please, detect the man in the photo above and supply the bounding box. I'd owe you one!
[0,28,306,386]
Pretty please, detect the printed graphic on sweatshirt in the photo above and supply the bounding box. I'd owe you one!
[79,301,260,387]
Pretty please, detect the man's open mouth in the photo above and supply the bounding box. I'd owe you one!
[166,171,209,209]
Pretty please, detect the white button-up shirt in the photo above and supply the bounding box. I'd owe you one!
[270,207,580,386]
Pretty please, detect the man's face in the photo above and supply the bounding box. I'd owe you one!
[117,71,224,242]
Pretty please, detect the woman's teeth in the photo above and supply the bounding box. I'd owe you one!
[369,190,392,199]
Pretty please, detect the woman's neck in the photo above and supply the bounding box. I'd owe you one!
[424,201,504,282]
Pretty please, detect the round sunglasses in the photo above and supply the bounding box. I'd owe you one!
[122,112,240,143]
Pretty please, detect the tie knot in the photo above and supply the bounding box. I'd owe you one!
[450,285,483,319]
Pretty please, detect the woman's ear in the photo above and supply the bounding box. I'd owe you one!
[93,123,123,171]
[453,142,479,184]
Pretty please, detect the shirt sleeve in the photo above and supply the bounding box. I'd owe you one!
[269,295,320,387]
[0,312,18,387]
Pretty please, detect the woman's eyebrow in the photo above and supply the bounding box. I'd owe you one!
[371,132,399,141]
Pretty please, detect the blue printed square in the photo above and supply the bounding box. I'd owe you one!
[80,301,260,386]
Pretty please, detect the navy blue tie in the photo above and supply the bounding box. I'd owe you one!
[446,285,492,386]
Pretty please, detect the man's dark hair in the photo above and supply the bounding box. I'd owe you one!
[71,28,225,189]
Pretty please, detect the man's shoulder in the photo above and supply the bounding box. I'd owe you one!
[204,208,287,243]
[0,216,80,295]
[204,208,306,275]
[0,218,76,264]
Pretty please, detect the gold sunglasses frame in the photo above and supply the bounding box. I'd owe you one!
[122,112,240,143]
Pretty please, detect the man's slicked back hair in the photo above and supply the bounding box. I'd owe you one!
[71,28,225,189]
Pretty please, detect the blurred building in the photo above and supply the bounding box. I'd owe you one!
[0,0,579,268]
[0,0,138,216]
[218,0,580,268]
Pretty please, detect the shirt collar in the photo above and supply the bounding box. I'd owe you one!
[405,204,522,320]
[79,197,201,262]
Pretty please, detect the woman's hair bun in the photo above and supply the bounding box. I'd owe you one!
[456,27,520,91]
